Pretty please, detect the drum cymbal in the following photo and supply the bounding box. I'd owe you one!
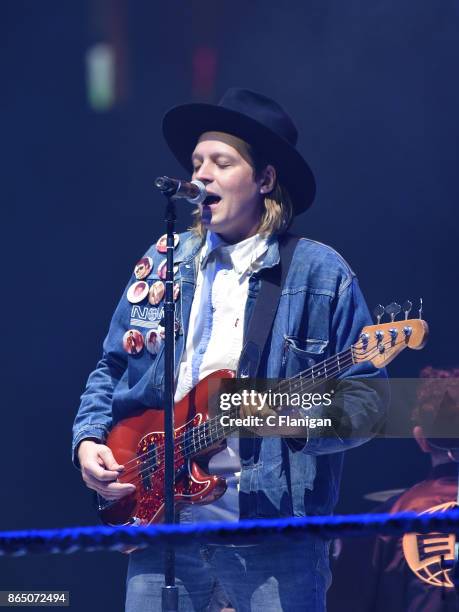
[363,488,406,502]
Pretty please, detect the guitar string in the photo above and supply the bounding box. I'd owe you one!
[116,344,355,474]
[113,339,393,488]
[100,356,392,507]
[115,347,356,479]
[99,352,367,505]
[116,338,394,485]
[125,351,362,486]
[107,324,415,481]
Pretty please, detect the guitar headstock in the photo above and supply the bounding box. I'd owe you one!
[353,300,429,368]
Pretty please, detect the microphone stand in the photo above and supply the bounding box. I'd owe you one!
[160,190,179,612]
[154,175,205,611]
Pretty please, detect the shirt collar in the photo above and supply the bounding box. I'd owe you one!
[200,232,269,276]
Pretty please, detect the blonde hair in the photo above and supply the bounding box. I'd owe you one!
[189,132,293,239]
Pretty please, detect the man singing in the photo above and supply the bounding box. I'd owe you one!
[73,88,388,611]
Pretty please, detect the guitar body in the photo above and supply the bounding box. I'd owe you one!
[98,369,235,526]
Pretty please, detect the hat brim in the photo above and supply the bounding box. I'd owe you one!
[162,103,315,214]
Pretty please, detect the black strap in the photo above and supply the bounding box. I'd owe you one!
[237,234,300,378]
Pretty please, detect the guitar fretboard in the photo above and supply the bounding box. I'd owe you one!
[182,345,355,457]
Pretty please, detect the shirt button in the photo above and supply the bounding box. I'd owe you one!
[199,347,205,354]
[211,306,216,313]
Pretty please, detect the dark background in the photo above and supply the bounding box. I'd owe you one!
[3,1,458,609]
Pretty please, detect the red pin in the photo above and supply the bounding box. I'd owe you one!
[122,329,144,355]
[156,233,180,254]
[133,256,153,280]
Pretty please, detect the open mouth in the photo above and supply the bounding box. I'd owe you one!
[203,194,221,206]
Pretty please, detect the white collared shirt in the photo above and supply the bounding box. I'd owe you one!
[175,231,269,402]
[175,231,269,522]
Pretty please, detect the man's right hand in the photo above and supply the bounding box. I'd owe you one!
[78,440,136,500]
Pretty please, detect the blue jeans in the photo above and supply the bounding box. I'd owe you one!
[125,537,331,612]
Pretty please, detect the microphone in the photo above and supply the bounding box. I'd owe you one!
[154,176,207,205]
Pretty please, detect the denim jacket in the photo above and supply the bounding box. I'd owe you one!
[72,231,388,518]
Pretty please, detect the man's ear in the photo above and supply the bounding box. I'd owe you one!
[259,165,276,194]
[413,425,431,453]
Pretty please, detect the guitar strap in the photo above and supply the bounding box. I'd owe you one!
[237,233,300,378]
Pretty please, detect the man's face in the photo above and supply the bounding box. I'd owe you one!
[191,132,264,243]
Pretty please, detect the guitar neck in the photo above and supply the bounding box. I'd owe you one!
[184,346,356,457]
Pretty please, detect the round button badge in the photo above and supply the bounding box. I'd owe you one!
[148,280,165,306]
[156,233,180,254]
[133,256,153,280]
[157,259,179,281]
[122,329,144,355]
[145,329,162,355]
[127,281,149,304]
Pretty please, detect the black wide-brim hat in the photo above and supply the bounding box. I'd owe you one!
[162,88,316,214]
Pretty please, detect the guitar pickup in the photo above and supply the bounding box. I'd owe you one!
[139,442,157,491]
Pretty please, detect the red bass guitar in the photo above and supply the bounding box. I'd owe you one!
[97,317,428,527]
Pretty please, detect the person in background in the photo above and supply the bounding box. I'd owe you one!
[328,366,459,612]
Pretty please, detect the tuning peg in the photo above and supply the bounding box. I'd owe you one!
[373,304,385,324]
[385,302,401,322]
[418,297,423,319]
[402,300,412,320]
